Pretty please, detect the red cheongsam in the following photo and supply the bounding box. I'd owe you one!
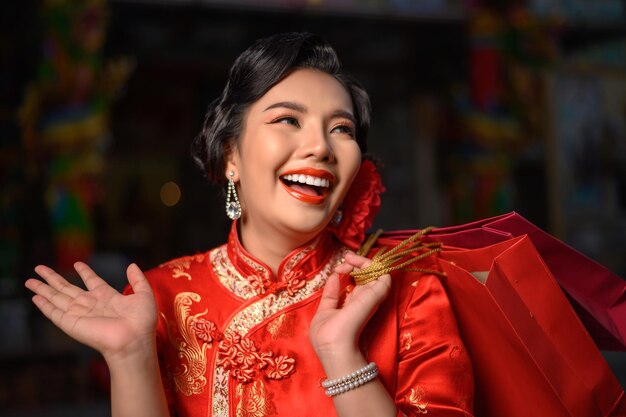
[130,223,474,417]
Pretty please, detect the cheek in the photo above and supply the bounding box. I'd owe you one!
[260,127,293,161]
[341,143,362,178]
[337,143,362,194]
[240,130,291,176]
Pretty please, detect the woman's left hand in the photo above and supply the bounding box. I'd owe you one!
[309,251,391,370]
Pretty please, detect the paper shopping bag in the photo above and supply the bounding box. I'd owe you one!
[379,212,626,351]
[436,235,624,417]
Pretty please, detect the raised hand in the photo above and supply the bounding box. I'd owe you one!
[25,262,158,361]
[309,251,391,370]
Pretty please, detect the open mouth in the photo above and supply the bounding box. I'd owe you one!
[280,174,331,197]
[279,170,334,204]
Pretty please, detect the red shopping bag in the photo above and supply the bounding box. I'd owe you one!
[436,235,624,417]
[380,212,626,351]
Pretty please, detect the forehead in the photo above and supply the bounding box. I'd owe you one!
[252,68,353,113]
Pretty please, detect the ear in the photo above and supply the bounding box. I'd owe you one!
[223,140,240,182]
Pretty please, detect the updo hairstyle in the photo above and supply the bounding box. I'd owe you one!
[191,32,371,184]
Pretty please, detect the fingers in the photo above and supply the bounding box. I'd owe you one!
[334,261,354,275]
[316,272,341,312]
[332,251,371,276]
[30,294,68,329]
[345,273,391,315]
[33,265,83,298]
[364,273,392,298]
[74,262,108,291]
[343,251,373,269]
[26,272,75,312]
[126,263,153,294]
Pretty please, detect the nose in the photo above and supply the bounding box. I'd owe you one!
[298,125,335,163]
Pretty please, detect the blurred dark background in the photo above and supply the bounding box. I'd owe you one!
[1,0,625,415]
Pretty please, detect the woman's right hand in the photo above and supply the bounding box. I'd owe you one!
[25,262,158,362]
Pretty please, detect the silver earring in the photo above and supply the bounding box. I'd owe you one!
[225,171,241,220]
[331,204,343,226]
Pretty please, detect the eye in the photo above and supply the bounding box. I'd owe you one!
[272,116,300,127]
[331,124,355,137]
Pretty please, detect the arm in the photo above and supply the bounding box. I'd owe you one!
[309,252,397,417]
[25,263,170,417]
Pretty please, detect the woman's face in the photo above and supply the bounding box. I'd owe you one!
[226,68,362,242]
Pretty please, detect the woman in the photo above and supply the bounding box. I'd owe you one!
[25,32,474,417]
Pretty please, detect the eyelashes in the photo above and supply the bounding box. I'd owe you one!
[331,124,355,137]
[272,116,300,127]
[269,115,355,138]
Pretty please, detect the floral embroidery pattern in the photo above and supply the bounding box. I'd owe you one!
[162,292,214,396]
[235,379,277,417]
[237,235,318,296]
[400,332,412,352]
[210,246,258,299]
[211,248,345,417]
[408,386,429,414]
[212,367,230,416]
[159,254,205,280]
[226,250,344,337]
[193,318,223,347]
[235,245,272,293]
[217,332,295,384]
[210,236,320,298]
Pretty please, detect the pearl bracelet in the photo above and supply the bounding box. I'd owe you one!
[321,362,379,397]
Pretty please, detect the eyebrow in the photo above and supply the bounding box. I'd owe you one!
[264,101,307,113]
[264,101,357,125]
[331,110,357,125]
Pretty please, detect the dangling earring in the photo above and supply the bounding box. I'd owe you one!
[331,204,343,226]
[225,171,241,220]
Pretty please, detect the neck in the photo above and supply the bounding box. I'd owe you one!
[239,219,319,276]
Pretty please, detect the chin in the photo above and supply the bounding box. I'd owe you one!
[281,215,330,239]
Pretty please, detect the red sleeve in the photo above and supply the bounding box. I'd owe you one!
[395,275,474,416]
[123,283,178,417]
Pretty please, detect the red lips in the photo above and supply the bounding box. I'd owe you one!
[280,168,334,205]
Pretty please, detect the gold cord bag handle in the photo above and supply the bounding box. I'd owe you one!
[350,227,445,285]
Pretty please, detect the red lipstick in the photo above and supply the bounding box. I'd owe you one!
[279,168,334,205]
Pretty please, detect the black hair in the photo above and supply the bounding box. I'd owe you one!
[191,32,371,184]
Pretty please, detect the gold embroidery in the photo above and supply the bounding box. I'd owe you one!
[280,236,317,277]
[212,366,230,417]
[214,236,321,297]
[211,246,259,299]
[408,386,429,414]
[236,245,272,293]
[266,313,296,340]
[227,250,344,336]
[160,254,205,280]
[235,379,277,417]
[400,332,412,352]
[164,292,212,396]
[211,248,345,417]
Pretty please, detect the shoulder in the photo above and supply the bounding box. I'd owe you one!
[145,246,223,281]
[125,246,224,296]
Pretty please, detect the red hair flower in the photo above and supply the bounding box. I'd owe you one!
[329,160,385,250]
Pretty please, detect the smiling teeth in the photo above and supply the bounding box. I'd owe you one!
[282,174,330,188]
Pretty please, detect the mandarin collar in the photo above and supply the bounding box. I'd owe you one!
[226,221,339,294]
